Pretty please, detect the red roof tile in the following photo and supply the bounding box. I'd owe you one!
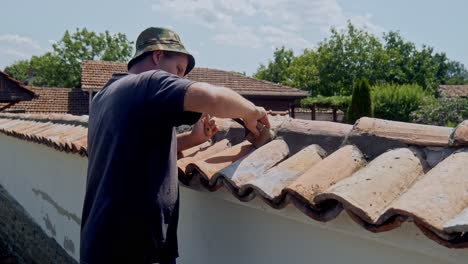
[81,60,127,90]
[0,113,88,156]
[438,85,468,97]
[1,113,468,248]
[0,87,88,115]
[81,60,307,98]
[185,67,307,98]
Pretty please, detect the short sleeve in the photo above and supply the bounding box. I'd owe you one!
[146,70,201,127]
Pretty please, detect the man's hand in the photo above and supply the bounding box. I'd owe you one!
[183,82,271,138]
[243,107,271,137]
[191,114,218,143]
[177,114,218,153]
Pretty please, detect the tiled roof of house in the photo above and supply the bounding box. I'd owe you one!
[81,60,308,98]
[1,87,89,115]
[0,71,35,102]
[0,113,467,248]
[438,85,468,97]
[185,68,307,97]
[81,60,127,90]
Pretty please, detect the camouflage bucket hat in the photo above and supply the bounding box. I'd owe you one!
[128,27,195,75]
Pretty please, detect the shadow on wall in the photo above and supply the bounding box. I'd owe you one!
[0,184,77,264]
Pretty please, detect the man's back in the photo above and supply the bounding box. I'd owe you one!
[80,70,199,263]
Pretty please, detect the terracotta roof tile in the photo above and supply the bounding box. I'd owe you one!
[438,85,468,97]
[1,87,89,115]
[1,113,468,248]
[388,149,468,241]
[81,60,127,90]
[346,117,454,159]
[186,67,307,98]
[0,114,88,156]
[284,145,366,217]
[444,208,468,233]
[81,60,307,98]
[451,120,468,146]
[316,148,424,224]
[240,144,325,202]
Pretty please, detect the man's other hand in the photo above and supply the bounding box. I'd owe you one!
[191,114,218,143]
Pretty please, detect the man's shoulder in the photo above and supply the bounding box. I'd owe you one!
[104,71,154,90]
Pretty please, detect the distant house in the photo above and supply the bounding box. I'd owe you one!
[438,85,468,98]
[0,71,89,115]
[0,70,35,111]
[81,60,308,111]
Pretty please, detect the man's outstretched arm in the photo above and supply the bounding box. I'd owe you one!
[184,82,270,133]
[177,82,270,152]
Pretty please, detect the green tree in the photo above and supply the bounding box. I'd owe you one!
[29,53,66,87]
[314,23,384,96]
[254,21,468,95]
[3,59,30,82]
[445,60,468,84]
[4,28,133,88]
[286,49,319,92]
[347,78,373,123]
[254,47,295,84]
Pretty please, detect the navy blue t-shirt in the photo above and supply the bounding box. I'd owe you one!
[80,70,200,263]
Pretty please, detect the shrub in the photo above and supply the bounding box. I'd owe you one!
[347,78,373,123]
[371,84,431,122]
[411,97,468,127]
[299,95,351,110]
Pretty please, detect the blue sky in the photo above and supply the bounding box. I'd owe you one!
[1,0,467,76]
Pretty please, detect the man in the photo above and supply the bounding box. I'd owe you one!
[80,27,270,263]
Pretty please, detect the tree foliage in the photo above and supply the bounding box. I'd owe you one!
[254,47,294,84]
[255,22,468,96]
[372,84,431,122]
[4,28,133,88]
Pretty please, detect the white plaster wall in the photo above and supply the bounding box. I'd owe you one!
[1,133,468,263]
[0,134,87,260]
[178,187,468,264]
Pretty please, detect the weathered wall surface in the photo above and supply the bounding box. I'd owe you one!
[0,133,87,261]
[0,184,76,263]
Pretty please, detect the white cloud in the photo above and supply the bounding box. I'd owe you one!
[151,0,383,51]
[212,25,262,48]
[3,48,31,59]
[0,34,41,50]
[0,34,43,68]
[348,14,385,35]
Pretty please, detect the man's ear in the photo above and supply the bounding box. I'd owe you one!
[151,50,164,65]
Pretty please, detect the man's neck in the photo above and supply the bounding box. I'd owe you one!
[128,62,160,74]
